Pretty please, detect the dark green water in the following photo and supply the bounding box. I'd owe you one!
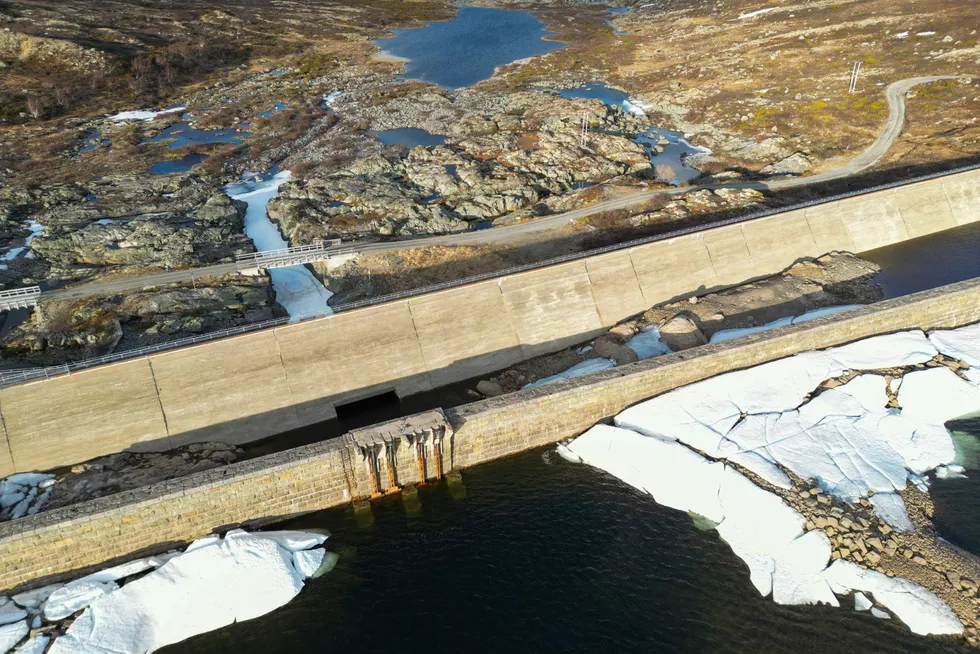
[167,449,961,653]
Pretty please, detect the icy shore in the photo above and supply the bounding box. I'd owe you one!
[567,323,980,637]
[0,529,332,653]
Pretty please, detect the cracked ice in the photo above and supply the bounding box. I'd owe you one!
[567,327,980,636]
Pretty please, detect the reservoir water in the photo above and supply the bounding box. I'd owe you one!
[375,6,564,89]
[864,220,980,298]
[166,448,963,653]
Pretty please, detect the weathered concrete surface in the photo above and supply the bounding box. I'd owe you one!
[409,284,522,388]
[151,331,299,447]
[498,261,604,359]
[584,250,647,326]
[1,360,168,472]
[4,276,980,592]
[2,169,980,471]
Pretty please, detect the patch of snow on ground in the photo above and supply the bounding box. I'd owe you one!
[738,7,777,19]
[626,326,672,360]
[522,358,615,389]
[109,106,186,122]
[868,492,914,532]
[894,31,910,39]
[226,171,334,321]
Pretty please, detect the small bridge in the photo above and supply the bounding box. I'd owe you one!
[0,287,41,312]
[234,240,343,271]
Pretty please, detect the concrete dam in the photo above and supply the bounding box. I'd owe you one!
[0,166,978,476]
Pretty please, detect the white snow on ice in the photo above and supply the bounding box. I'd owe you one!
[47,529,330,653]
[822,560,961,635]
[566,323,980,636]
[0,621,27,653]
[226,171,334,322]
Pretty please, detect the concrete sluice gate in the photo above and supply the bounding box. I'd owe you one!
[346,410,453,498]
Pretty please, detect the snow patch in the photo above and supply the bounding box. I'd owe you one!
[522,358,615,389]
[738,7,777,19]
[109,106,186,122]
[625,327,672,360]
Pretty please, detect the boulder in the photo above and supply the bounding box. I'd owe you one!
[658,314,707,351]
[476,380,504,397]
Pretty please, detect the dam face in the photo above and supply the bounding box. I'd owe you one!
[0,167,979,474]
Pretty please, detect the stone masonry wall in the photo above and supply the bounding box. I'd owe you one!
[1,277,980,592]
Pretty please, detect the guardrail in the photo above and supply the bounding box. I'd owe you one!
[1,161,977,390]
[0,286,41,311]
[234,240,344,271]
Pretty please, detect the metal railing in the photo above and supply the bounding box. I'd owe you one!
[0,286,41,311]
[233,240,347,271]
[1,161,978,389]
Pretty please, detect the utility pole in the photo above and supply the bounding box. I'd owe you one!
[848,61,863,93]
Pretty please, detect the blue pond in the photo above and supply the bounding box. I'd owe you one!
[149,153,210,176]
[142,122,249,148]
[560,82,703,185]
[368,128,446,148]
[376,6,564,89]
[257,102,289,118]
[144,119,251,175]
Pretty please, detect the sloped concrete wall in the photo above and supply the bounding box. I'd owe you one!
[3,168,979,471]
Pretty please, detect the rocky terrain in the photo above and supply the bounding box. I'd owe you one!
[268,90,652,241]
[0,0,976,367]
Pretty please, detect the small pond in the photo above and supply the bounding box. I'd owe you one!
[375,6,564,89]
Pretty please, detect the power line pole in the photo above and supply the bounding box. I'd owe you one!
[848,61,863,93]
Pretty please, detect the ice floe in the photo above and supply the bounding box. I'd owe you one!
[929,323,980,367]
[522,358,615,389]
[0,473,55,522]
[109,106,186,122]
[854,591,873,611]
[0,621,27,652]
[822,560,962,635]
[16,634,49,654]
[46,529,331,653]
[567,323,980,637]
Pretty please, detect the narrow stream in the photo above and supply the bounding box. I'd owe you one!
[224,171,334,320]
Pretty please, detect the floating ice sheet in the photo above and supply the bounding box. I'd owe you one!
[822,560,962,635]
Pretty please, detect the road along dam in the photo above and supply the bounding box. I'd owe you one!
[3,275,980,591]
[0,166,978,475]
